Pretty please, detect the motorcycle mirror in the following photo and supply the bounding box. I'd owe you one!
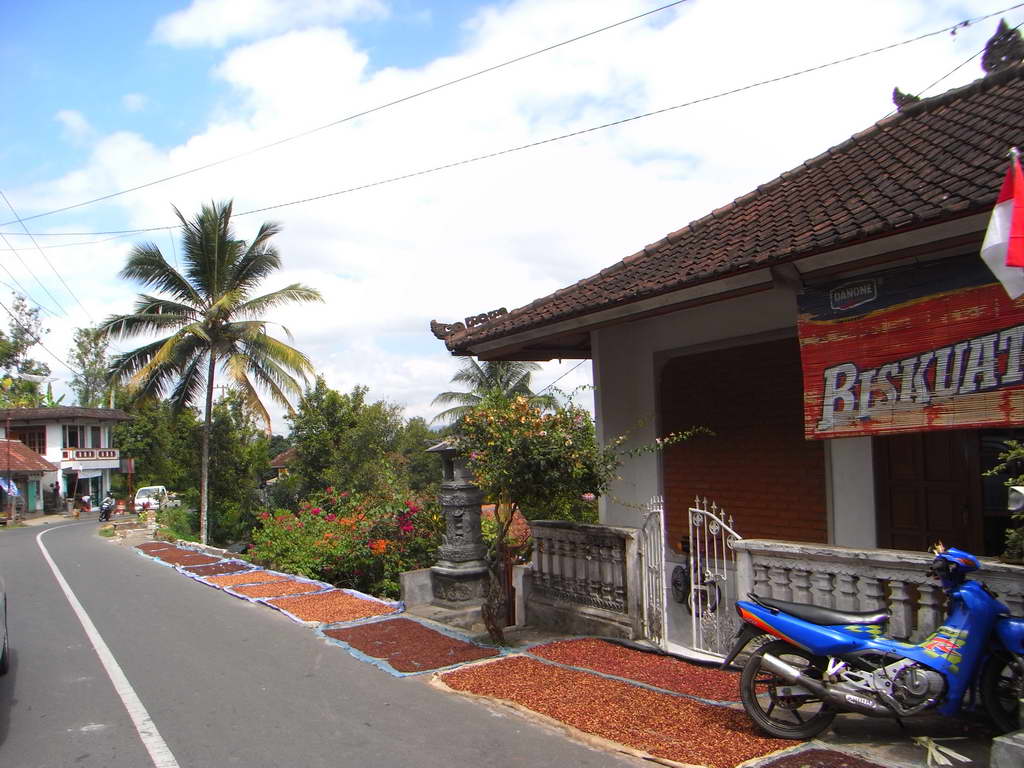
[1009,486,1024,512]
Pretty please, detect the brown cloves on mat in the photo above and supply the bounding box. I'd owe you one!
[531,638,739,701]
[324,618,498,672]
[441,655,794,768]
[231,581,323,598]
[267,590,396,623]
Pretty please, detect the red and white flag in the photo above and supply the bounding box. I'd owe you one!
[981,151,1024,298]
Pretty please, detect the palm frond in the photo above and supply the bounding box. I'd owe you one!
[132,294,201,320]
[100,311,192,340]
[119,243,204,307]
[167,352,208,413]
[240,333,315,382]
[230,221,283,294]
[177,201,240,301]
[234,284,324,320]
[431,390,483,408]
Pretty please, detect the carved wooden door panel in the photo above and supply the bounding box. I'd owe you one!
[874,430,982,553]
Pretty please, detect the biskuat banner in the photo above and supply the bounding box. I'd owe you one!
[797,255,1024,439]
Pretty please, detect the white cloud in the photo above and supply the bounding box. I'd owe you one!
[11,0,1010,431]
[54,110,94,144]
[122,93,148,113]
[153,0,387,48]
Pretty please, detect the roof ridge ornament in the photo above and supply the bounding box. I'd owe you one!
[982,19,1024,74]
[430,308,508,340]
[892,87,921,110]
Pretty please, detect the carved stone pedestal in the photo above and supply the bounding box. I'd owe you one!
[431,563,489,606]
[426,442,489,609]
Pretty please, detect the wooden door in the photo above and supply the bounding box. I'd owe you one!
[874,430,982,552]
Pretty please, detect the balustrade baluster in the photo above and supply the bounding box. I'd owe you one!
[810,571,833,607]
[888,580,914,640]
[612,541,626,606]
[768,567,792,601]
[915,583,943,641]
[834,573,858,611]
[790,569,811,604]
[858,575,886,613]
[535,535,549,588]
[564,537,577,596]
[598,541,611,602]
[574,539,588,597]
[752,563,769,597]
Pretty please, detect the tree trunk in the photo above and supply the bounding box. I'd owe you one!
[200,354,216,545]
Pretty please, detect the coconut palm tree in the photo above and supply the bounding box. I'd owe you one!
[431,358,546,424]
[102,200,323,544]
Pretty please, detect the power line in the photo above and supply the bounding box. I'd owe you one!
[0,297,79,375]
[0,0,693,228]
[914,18,1024,100]
[538,360,588,394]
[0,233,129,251]
[0,191,94,323]
[167,228,179,271]
[0,222,68,317]
[0,232,63,317]
[6,3,1021,239]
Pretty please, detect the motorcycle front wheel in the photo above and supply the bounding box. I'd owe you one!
[739,639,836,740]
[981,651,1023,733]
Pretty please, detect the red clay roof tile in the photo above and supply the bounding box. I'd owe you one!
[441,65,1024,356]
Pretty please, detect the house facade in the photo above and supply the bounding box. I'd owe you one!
[0,407,131,509]
[434,64,1024,564]
[0,438,59,516]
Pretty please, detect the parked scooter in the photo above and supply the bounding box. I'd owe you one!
[722,545,1024,738]
[98,494,115,522]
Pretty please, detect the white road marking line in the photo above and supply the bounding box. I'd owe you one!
[37,526,181,768]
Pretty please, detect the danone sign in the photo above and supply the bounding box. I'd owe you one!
[797,255,1024,439]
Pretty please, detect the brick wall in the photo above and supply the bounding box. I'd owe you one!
[659,337,827,551]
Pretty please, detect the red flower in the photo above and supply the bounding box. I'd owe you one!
[340,491,350,498]
[326,486,334,494]
[325,513,337,522]
[311,507,322,515]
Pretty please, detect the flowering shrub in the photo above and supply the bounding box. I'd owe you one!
[248,488,443,598]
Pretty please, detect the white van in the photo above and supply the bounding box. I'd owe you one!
[134,485,168,511]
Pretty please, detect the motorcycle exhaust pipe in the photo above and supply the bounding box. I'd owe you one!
[759,653,890,717]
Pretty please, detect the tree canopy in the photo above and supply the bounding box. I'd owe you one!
[101,200,323,543]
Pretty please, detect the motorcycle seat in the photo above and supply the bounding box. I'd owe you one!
[752,594,889,626]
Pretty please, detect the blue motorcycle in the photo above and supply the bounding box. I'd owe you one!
[722,546,1024,739]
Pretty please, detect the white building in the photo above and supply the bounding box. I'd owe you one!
[0,407,131,512]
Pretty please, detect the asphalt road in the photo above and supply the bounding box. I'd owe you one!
[0,521,642,768]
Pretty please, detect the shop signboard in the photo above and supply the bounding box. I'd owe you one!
[797,255,1024,439]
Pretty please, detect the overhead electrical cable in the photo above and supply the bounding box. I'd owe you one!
[0,221,68,316]
[537,359,588,395]
[0,191,94,322]
[913,18,1024,101]
[0,233,129,252]
[6,3,1023,239]
[0,298,80,375]
[0,0,693,228]
[0,231,64,317]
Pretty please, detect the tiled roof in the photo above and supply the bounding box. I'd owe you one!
[0,439,59,473]
[443,64,1024,355]
[0,407,131,422]
[270,446,296,468]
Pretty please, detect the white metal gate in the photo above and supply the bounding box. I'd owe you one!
[688,497,742,658]
[639,495,668,650]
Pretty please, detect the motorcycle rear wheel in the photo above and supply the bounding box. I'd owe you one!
[740,640,836,740]
[981,651,1023,733]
